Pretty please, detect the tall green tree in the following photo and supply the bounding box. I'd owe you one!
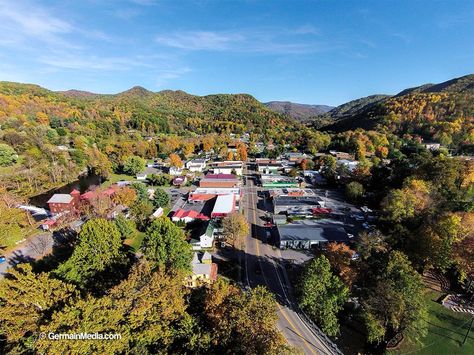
[297,255,349,336]
[0,143,17,166]
[362,251,428,344]
[114,213,136,239]
[152,188,169,209]
[55,219,127,288]
[345,181,364,202]
[123,155,146,176]
[142,217,192,271]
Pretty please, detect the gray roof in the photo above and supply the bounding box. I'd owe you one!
[193,263,212,275]
[189,159,207,164]
[47,194,73,204]
[274,196,323,206]
[277,224,348,243]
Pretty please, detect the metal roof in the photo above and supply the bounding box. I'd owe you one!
[47,194,73,204]
[277,223,348,243]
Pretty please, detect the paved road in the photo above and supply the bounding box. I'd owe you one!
[242,164,340,355]
[0,232,53,276]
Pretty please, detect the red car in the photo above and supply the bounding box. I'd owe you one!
[264,222,274,227]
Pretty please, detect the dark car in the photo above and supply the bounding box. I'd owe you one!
[254,263,262,274]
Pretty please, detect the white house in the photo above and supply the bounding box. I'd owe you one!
[186,159,207,172]
[209,161,243,176]
[191,221,217,250]
[169,166,183,176]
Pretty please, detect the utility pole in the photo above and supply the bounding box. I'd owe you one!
[462,316,474,346]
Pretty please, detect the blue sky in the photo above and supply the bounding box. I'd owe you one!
[0,0,473,106]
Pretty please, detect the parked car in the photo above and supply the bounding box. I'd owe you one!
[0,255,6,264]
[265,230,272,241]
[264,222,273,227]
[254,263,262,274]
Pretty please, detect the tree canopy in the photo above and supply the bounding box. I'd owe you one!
[297,255,349,336]
[142,217,192,271]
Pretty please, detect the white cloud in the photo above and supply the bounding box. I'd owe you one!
[156,31,244,51]
[155,27,325,54]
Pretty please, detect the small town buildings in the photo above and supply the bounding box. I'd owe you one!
[268,188,316,199]
[285,152,308,163]
[208,161,243,175]
[273,195,325,215]
[329,151,353,160]
[80,186,118,203]
[172,176,187,186]
[189,187,241,202]
[199,173,240,188]
[260,174,299,188]
[336,159,359,172]
[256,160,282,174]
[276,221,349,249]
[172,209,209,223]
[169,166,184,176]
[211,194,236,218]
[273,214,287,225]
[47,191,80,215]
[186,159,207,172]
[190,220,218,250]
[186,252,218,288]
[151,207,164,219]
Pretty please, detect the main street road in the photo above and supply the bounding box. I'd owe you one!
[242,164,341,355]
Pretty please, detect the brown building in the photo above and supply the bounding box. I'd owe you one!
[199,173,239,188]
[47,190,80,215]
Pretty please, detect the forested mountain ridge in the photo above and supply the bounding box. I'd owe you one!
[320,74,474,152]
[264,101,333,120]
[0,81,307,196]
[396,74,474,96]
[325,95,390,119]
[0,81,298,135]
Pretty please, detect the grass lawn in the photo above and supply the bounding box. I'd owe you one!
[124,232,146,253]
[101,173,135,188]
[389,289,474,355]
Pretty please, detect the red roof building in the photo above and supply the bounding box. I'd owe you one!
[199,173,239,188]
[172,209,209,222]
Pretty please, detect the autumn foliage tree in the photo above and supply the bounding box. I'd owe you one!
[324,243,358,288]
[222,212,249,249]
[113,186,137,207]
[168,153,183,168]
[204,279,287,354]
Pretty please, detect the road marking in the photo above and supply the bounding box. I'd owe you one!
[246,173,318,355]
